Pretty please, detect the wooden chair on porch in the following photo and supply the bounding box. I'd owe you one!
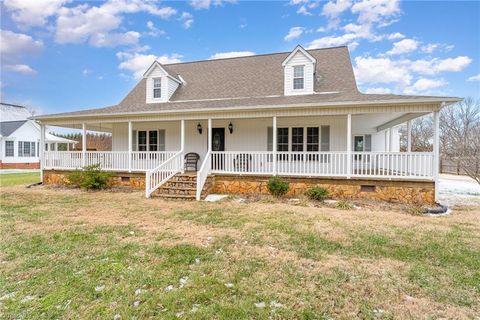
[184,152,200,172]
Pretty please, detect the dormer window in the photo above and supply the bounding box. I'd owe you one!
[293,65,304,90]
[153,78,162,98]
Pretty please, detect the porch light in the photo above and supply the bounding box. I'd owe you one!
[197,123,203,134]
[228,121,233,134]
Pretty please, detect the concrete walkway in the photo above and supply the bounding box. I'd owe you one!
[0,169,40,174]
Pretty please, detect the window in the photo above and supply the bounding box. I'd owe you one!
[293,65,304,90]
[18,141,23,157]
[307,127,319,152]
[149,130,158,151]
[24,141,31,156]
[292,127,304,152]
[5,141,14,157]
[31,142,36,157]
[138,131,147,151]
[153,78,161,98]
[277,128,289,152]
[138,130,164,151]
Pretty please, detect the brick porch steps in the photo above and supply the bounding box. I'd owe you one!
[153,172,215,201]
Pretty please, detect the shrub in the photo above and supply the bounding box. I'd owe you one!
[67,164,112,190]
[335,199,354,210]
[267,176,289,197]
[304,187,329,201]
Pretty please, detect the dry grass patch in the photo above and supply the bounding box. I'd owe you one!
[1,185,479,319]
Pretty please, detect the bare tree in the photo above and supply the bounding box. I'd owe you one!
[399,115,433,152]
[440,97,480,184]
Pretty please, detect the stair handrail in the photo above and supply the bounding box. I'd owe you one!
[145,151,183,198]
[196,150,212,200]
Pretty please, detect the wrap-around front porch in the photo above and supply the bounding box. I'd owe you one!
[40,111,440,201]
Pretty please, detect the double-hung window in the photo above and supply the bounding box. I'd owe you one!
[18,141,23,157]
[307,127,319,152]
[292,127,304,152]
[293,65,304,90]
[5,141,14,157]
[277,128,289,152]
[153,78,162,99]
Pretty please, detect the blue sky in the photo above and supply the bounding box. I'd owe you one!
[1,0,479,115]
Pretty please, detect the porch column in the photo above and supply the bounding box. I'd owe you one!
[272,116,277,175]
[40,123,45,182]
[208,118,212,151]
[346,114,352,178]
[407,120,412,152]
[433,110,440,201]
[128,121,132,172]
[82,123,86,167]
[180,120,185,152]
[389,127,393,152]
[67,143,70,151]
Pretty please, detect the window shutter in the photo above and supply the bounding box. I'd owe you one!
[267,127,273,151]
[365,134,372,152]
[158,130,166,151]
[132,130,137,151]
[321,126,330,151]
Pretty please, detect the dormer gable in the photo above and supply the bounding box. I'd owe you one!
[144,61,182,103]
[282,45,316,96]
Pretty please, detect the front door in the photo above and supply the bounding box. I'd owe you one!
[211,128,225,169]
[354,135,364,161]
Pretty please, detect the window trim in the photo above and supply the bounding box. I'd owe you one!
[270,126,329,152]
[293,65,305,90]
[5,140,14,157]
[153,77,162,99]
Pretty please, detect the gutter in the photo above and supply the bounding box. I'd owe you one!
[31,96,462,122]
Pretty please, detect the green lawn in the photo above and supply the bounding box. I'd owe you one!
[0,186,479,319]
[0,172,41,187]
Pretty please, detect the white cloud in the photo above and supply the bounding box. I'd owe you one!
[386,38,418,55]
[209,51,255,60]
[351,0,401,25]
[322,0,352,18]
[3,64,37,75]
[296,5,312,15]
[179,12,194,29]
[284,27,305,41]
[3,0,68,28]
[117,51,182,80]
[409,56,472,75]
[404,78,447,94]
[54,0,176,47]
[82,69,92,76]
[0,29,42,74]
[420,43,454,54]
[0,29,43,60]
[146,21,166,37]
[188,0,237,10]
[468,74,480,82]
[364,87,392,94]
[387,32,404,40]
[354,56,412,86]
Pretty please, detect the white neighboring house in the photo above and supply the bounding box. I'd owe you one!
[0,103,75,169]
[34,45,460,201]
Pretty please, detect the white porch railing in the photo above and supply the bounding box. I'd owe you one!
[211,151,434,179]
[145,151,183,198]
[196,150,211,200]
[43,151,177,172]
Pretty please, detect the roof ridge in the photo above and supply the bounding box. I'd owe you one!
[164,45,348,66]
[0,102,28,109]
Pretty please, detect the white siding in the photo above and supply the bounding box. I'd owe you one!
[145,65,180,103]
[0,121,39,164]
[168,79,179,99]
[284,51,315,96]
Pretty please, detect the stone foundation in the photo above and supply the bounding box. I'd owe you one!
[0,162,40,169]
[43,170,145,189]
[211,175,435,205]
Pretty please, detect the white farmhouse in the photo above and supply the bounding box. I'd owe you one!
[0,103,75,169]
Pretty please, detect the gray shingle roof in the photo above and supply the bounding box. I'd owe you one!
[34,46,461,120]
[0,120,27,136]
